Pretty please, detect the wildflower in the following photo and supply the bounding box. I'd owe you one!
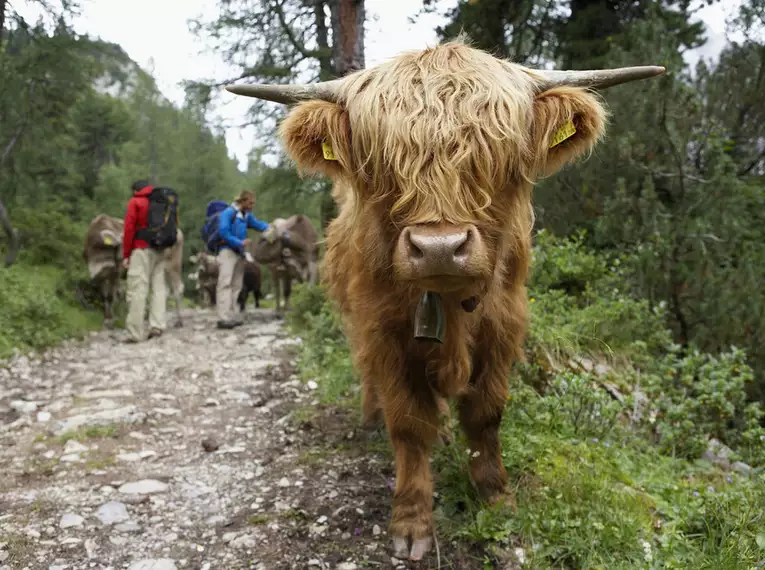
[640,539,653,563]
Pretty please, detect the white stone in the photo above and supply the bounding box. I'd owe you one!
[118,480,168,495]
[59,513,85,529]
[63,440,88,454]
[127,559,177,570]
[97,501,130,525]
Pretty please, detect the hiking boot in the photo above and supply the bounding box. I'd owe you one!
[217,320,237,330]
[119,335,140,344]
[148,328,163,339]
[233,318,244,327]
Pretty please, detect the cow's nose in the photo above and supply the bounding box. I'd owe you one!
[400,224,478,277]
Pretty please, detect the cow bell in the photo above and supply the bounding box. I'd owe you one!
[414,291,445,344]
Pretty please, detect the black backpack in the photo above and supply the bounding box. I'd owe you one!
[135,186,179,249]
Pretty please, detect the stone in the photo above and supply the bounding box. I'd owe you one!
[55,406,145,435]
[119,480,168,495]
[127,559,178,570]
[59,513,85,529]
[97,501,130,525]
[114,521,141,533]
[10,400,37,414]
[59,453,81,463]
[63,440,88,455]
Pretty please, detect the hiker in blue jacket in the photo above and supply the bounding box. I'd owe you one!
[216,190,274,329]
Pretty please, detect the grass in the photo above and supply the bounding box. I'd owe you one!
[54,424,118,445]
[284,231,765,569]
[0,262,104,358]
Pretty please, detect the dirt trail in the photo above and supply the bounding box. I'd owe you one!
[0,308,490,570]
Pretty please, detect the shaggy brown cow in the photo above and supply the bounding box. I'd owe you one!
[237,259,262,311]
[189,251,219,306]
[226,38,664,560]
[251,214,319,313]
[84,215,186,328]
[83,214,124,328]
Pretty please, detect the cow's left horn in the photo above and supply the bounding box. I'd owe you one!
[533,65,666,92]
[224,79,344,104]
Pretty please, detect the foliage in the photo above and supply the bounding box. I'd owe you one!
[0,262,101,357]
[287,282,356,403]
[288,230,765,567]
[642,346,765,464]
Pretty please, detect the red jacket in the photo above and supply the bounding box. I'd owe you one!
[122,186,153,260]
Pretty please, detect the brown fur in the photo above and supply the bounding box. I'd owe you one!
[251,214,320,313]
[277,38,607,557]
[238,259,262,311]
[84,215,186,327]
[190,251,219,306]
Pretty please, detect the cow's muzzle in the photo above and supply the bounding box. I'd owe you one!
[395,223,488,289]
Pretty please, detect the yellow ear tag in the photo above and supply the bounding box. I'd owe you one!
[103,236,112,245]
[549,118,577,148]
[321,141,338,161]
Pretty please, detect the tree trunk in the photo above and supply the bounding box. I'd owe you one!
[321,0,365,232]
[0,200,20,266]
[313,0,333,80]
[0,0,7,40]
[329,0,365,77]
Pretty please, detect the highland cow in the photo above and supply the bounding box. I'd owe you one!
[84,215,186,328]
[226,38,664,561]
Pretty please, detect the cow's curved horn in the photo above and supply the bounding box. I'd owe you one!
[533,65,666,92]
[224,79,344,104]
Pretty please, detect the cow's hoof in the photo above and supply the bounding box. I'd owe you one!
[484,487,518,512]
[393,535,432,561]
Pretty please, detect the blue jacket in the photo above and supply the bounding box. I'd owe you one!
[218,203,269,253]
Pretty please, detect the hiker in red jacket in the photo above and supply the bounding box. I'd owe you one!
[121,180,167,343]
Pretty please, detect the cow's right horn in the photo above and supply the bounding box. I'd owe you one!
[224,79,344,105]
[532,65,666,92]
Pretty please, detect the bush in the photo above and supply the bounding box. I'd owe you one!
[0,263,102,357]
[288,283,357,403]
[11,204,89,269]
[643,345,765,464]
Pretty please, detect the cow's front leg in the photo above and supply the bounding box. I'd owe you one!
[457,363,512,507]
[381,378,440,561]
[361,375,382,428]
[101,281,114,329]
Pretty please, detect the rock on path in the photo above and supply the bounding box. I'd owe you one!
[0,307,490,569]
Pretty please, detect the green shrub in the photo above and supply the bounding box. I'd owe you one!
[643,345,765,465]
[0,263,102,357]
[12,204,89,269]
[288,283,357,403]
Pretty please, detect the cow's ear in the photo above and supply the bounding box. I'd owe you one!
[279,100,352,179]
[530,86,608,178]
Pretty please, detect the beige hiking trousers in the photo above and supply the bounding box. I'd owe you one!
[125,248,167,341]
[216,248,244,323]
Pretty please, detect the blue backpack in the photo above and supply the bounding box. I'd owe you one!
[201,200,229,254]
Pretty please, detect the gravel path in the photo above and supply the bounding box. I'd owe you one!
[0,307,496,570]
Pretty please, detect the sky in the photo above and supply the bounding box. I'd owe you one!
[16,0,745,171]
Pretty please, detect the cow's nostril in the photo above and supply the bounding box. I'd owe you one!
[453,230,471,258]
[405,230,425,260]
